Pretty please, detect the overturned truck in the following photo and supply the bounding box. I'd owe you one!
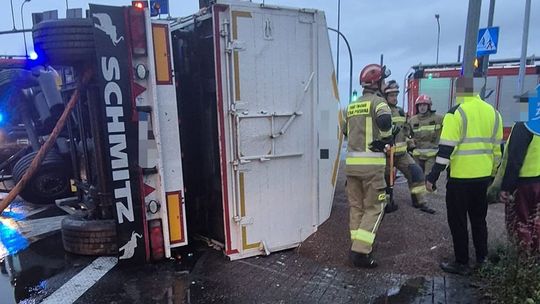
[31,0,341,263]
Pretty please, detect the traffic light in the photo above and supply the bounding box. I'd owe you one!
[132,1,148,9]
[474,56,485,77]
[351,90,358,102]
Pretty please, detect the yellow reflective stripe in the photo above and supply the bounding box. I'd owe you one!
[380,129,392,138]
[350,229,375,245]
[413,149,438,157]
[395,145,407,153]
[375,102,387,112]
[436,156,450,165]
[366,117,373,151]
[392,116,406,123]
[413,124,441,132]
[347,101,371,118]
[347,151,386,158]
[411,185,427,195]
[462,137,494,144]
[439,139,458,146]
[454,149,493,156]
[346,157,386,165]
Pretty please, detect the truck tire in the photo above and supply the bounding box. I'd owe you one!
[61,216,118,256]
[32,19,95,65]
[12,151,72,204]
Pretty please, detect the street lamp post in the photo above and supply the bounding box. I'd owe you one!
[21,0,31,58]
[336,0,341,83]
[10,0,17,30]
[435,14,440,64]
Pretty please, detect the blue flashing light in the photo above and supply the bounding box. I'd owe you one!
[0,112,3,123]
[29,51,38,60]
[0,218,29,257]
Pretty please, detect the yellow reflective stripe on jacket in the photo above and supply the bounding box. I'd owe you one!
[439,139,458,146]
[394,142,407,153]
[413,124,441,132]
[380,129,392,138]
[375,102,388,112]
[454,149,495,156]
[392,116,406,124]
[346,151,386,165]
[350,229,375,245]
[412,148,438,157]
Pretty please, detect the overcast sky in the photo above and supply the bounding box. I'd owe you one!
[1,0,538,105]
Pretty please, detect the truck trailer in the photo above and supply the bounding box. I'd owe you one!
[29,0,342,263]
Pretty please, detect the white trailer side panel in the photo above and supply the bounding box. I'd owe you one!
[215,1,339,259]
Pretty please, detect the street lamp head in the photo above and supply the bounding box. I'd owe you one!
[435,14,440,19]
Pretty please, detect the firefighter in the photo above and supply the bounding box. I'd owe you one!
[342,64,392,268]
[408,94,444,174]
[499,121,540,254]
[426,77,503,275]
[383,80,435,214]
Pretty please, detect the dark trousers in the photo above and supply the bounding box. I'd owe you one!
[446,179,490,264]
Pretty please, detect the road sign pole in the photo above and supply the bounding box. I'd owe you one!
[481,0,496,99]
[463,0,482,78]
[517,0,531,95]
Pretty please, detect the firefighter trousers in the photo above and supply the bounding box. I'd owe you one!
[386,153,428,205]
[347,168,387,254]
[414,156,436,176]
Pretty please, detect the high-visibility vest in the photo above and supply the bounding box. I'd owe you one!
[438,95,503,179]
[343,93,391,170]
[520,133,540,177]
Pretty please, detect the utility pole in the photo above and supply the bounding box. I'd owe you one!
[480,0,495,99]
[462,0,482,78]
[457,45,462,63]
[517,0,531,95]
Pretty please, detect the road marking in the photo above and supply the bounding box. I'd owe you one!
[41,256,118,304]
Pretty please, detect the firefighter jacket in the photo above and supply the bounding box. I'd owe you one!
[429,95,503,180]
[501,122,540,192]
[409,111,444,159]
[389,105,409,156]
[342,92,392,176]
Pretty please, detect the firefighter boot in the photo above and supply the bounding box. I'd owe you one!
[350,251,378,268]
[412,195,436,214]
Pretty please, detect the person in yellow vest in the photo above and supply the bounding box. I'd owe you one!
[342,64,392,268]
[409,94,444,174]
[498,121,540,254]
[426,77,503,275]
[383,80,435,214]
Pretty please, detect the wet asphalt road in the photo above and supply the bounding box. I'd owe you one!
[0,161,506,303]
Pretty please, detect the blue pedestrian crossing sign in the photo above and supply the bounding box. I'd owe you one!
[476,27,499,56]
[526,85,540,135]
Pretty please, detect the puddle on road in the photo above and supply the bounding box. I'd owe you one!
[0,232,68,304]
[373,277,428,304]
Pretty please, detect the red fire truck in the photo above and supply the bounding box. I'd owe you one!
[406,58,540,138]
